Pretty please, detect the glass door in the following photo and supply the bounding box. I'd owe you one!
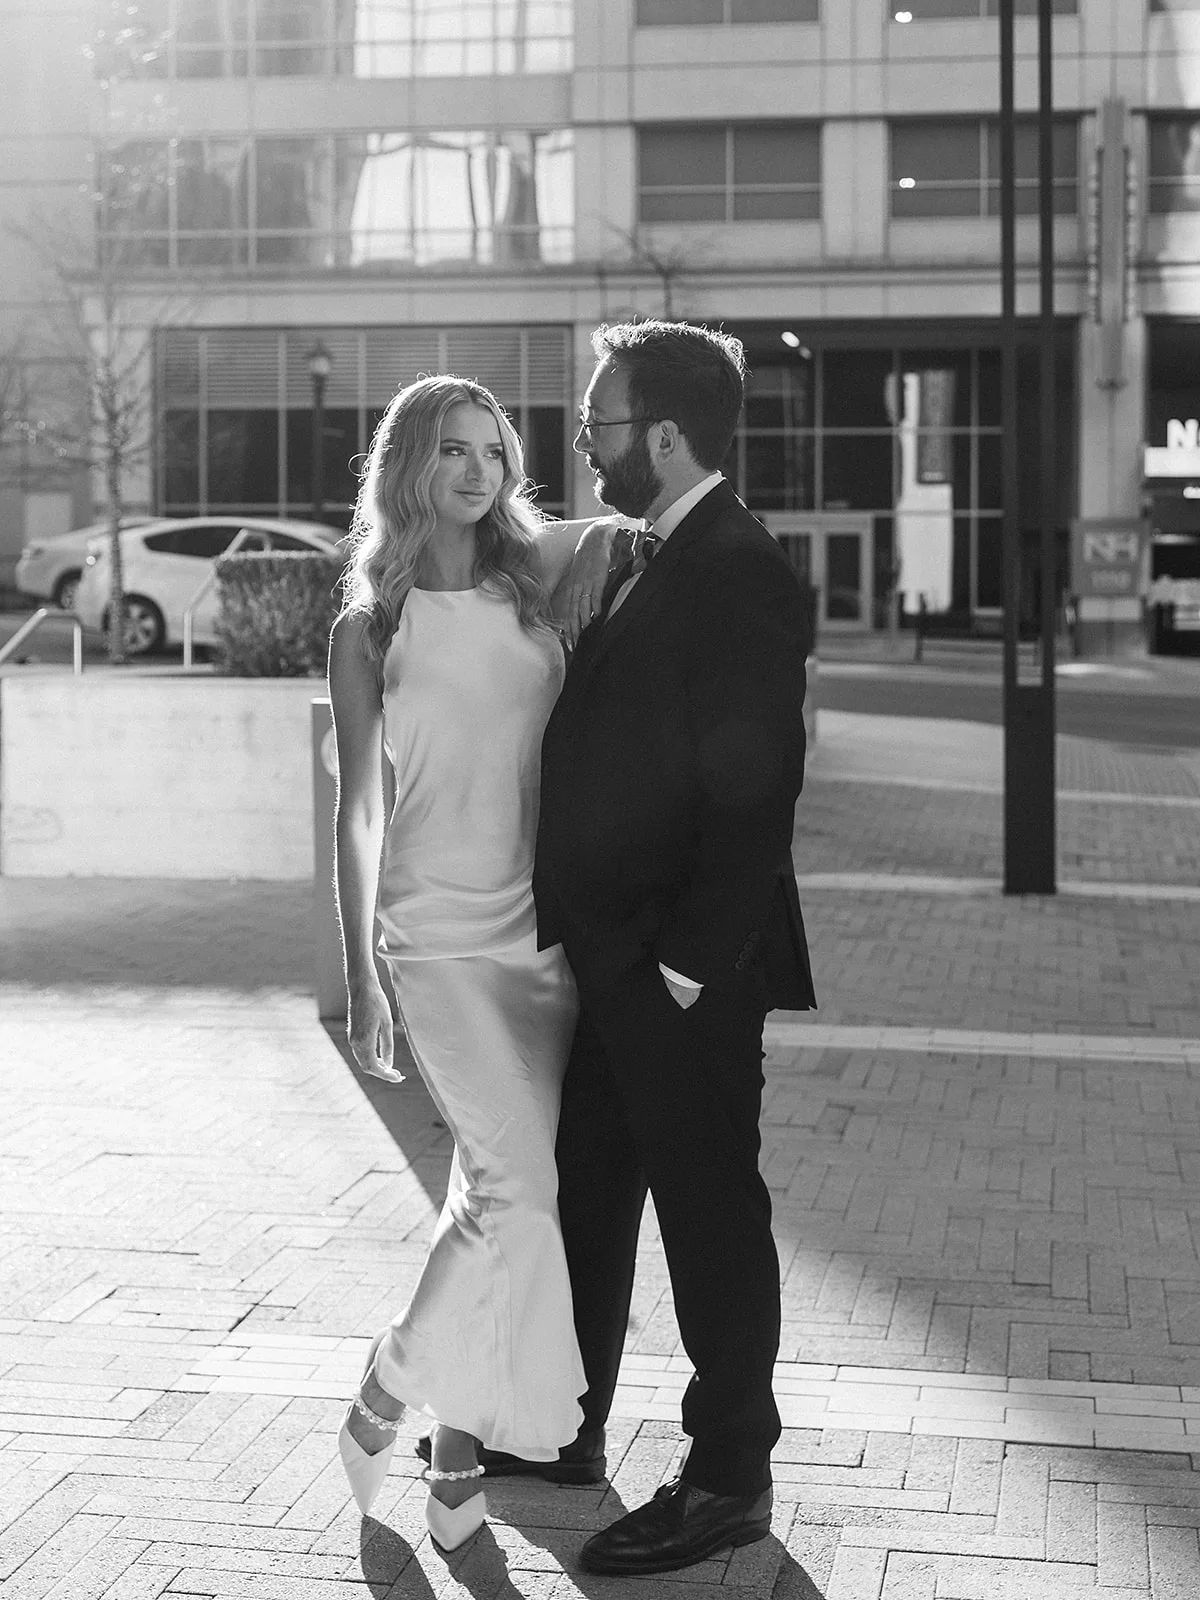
[762,514,874,632]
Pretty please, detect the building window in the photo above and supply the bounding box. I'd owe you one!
[636,0,817,22]
[1148,118,1200,213]
[889,118,1078,217]
[638,124,820,224]
[722,327,1075,620]
[100,130,574,268]
[156,325,573,523]
[93,0,574,79]
[887,0,1074,18]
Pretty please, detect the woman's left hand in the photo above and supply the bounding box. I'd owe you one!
[556,517,626,647]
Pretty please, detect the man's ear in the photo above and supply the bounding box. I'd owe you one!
[654,420,682,460]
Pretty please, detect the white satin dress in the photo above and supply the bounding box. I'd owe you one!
[371,583,585,1461]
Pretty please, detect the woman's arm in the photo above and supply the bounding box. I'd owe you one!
[534,517,607,594]
[538,516,626,644]
[328,613,402,1082]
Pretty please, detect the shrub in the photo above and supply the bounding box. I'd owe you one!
[214,551,344,677]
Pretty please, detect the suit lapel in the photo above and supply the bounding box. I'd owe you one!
[587,481,739,668]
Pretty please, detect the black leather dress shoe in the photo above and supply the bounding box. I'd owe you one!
[414,1427,606,1485]
[579,1478,772,1575]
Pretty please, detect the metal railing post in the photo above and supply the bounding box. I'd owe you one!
[181,527,256,670]
[0,608,86,675]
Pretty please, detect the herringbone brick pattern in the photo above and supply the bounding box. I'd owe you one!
[795,778,1200,886]
[3,713,1200,1599]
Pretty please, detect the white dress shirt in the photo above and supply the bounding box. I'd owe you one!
[606,473,725,995]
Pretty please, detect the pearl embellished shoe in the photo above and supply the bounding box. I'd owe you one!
[338,1391,401,1516]
[424,1458,487,1550]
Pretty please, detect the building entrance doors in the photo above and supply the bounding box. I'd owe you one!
[762,513,874,632]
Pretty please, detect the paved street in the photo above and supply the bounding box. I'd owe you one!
[3,710,1200,1598]
[816,667,1200,751]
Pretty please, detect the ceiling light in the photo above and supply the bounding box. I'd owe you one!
[781,331,801,348]
[898,177,916,189]
[895,9,913,20]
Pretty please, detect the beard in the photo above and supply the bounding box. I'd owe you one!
[589,428,662,519]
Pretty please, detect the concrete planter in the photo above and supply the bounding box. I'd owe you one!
[1,672,323,879]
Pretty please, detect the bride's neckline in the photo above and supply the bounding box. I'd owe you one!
[412,584,479,594]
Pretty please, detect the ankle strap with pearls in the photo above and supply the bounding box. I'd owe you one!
[424,1464,485,1482]
[351,1392,402,1433]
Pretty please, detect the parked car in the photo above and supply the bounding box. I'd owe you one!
[74,516,346,656]
[15,516,155,611]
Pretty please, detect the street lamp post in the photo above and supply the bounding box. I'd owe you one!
[308,340,333,523]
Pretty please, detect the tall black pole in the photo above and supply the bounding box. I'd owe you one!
[1000,0,1057,894]
[1037,0,1058,850]
[311,370,326,523]
[1000,0,1018,716]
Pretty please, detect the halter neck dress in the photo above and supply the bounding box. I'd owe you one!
[371,583,585,1460]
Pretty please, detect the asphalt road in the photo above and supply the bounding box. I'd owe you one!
[4,611,1198,751]
[818,665,1200,749]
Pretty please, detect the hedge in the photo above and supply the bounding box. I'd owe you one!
[214,550,344,677]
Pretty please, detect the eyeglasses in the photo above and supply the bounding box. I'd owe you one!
[576,412,659,439]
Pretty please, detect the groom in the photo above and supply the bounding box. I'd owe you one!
[532,319,816,1573]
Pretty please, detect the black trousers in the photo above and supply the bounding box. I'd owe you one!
[554,955,781,1497]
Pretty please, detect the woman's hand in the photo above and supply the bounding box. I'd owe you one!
[556,516,627,646]
[347,978,405,1083]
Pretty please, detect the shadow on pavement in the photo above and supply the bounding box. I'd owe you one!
[322,1019,449,1206]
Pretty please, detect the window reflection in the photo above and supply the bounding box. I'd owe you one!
[99,0,574,77]
[257,139,333,265]
[101,131,573,267]
[176,139,250,265]
[333,131,574,265]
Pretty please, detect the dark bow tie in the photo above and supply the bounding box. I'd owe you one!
[640,533,662,565]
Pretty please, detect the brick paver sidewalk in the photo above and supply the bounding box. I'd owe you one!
[3,709,1200,1599]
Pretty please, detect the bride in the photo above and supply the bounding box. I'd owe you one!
[328,374,615,1549]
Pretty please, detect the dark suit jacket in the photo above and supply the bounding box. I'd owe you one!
[534,480,817,1011]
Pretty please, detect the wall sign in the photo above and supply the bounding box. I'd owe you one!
[1070,518,1147,599]
[1144,417,1200,478]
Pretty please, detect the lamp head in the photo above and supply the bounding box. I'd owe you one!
[307,340,333,381]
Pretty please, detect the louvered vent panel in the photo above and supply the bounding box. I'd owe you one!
[524,327,570,406]
[284,331,362,406]
[363,329,442,406]
[206,333,282,407]
[158,331,201,403]
[443,328,523,401]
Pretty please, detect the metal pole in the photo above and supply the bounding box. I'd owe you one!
[999,0,1056,894]
[1036,0,1058,870]
[999,0,1021,884]
[311,371,326,523]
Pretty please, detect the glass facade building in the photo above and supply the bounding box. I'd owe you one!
[100,0,575,78]
[4,0,1197,642]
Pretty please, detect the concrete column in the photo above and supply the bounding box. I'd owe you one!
[824,120,888,261]
[1075,313,1147,655]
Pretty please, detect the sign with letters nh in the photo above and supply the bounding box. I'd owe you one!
[1070,519,1147,600]
[1143,416,1200,478]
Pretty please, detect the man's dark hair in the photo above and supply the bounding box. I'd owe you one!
[591,320,746,472]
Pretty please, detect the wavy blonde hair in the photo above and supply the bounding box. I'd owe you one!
[340,374,555,664]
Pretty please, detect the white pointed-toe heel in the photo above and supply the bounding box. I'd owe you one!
[424,1465,487,1551]
[339,1391,402,1516]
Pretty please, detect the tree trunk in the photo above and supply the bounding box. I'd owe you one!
[106,453,126,665]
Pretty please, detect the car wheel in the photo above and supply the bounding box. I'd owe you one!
[105,595,165,656]
[53,571,81,610]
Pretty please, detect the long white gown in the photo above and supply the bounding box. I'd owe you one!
[371,583,585,1461]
